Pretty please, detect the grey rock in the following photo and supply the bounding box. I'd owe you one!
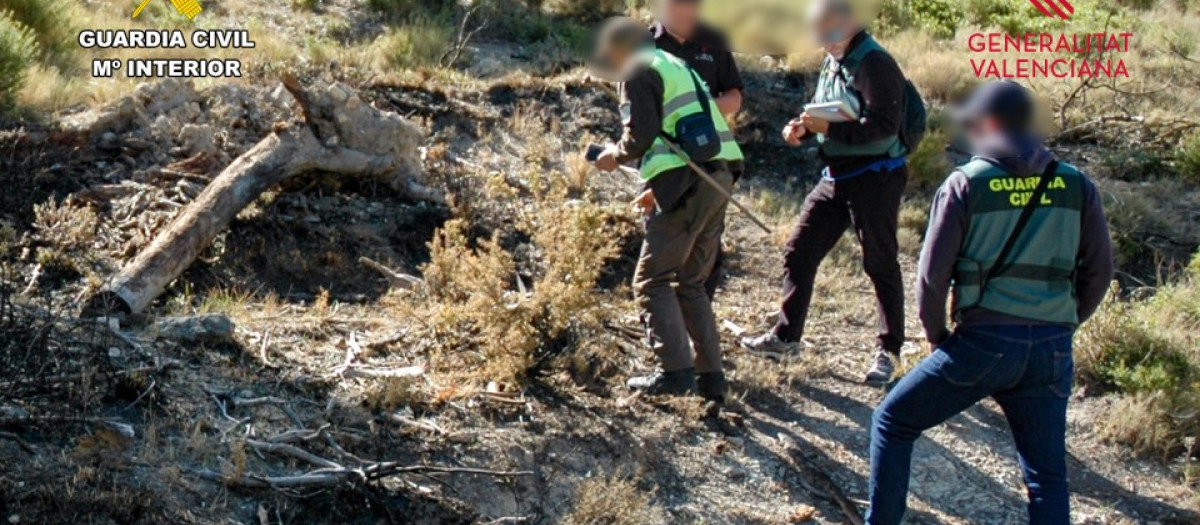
[155,314,236,344]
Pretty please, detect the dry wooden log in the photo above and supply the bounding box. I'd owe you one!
[88,77,433,314]
[359,256,424,290]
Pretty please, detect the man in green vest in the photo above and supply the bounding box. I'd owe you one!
[865,81,1114,525]
[589,17,745,402]
[741,0,910,383]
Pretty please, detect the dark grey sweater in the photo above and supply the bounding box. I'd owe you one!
[917,133,1115,344]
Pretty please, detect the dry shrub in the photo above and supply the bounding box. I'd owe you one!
[1099,392,1200,460]
[409,178,624,385]
[561,475,655,525]
[1079,276,1200,460]
[363,377,423,412]
[373,18,454,70]
[31,198,99,276]
[731,353,830,400]
[882,31,977,103]
[897,227,923,257]
[33,198,98,251]
[565,152,591,192]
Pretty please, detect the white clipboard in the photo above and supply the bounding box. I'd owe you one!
[803,101,860,123]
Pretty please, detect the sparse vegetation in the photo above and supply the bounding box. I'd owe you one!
[405,177,625,385]
[1179,131,1200,183]
[0,10,37,111]
[562,475,655,525]
[906,128,953,190]
[2,0,1200,522]
[374,17,454,69]
[1078,266,1200,459]
[0,0,76,61]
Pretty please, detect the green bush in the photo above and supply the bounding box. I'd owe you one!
[878,0,965,40]
[1080,277,1200,460]
[1096,148,1176,182]
[367,0,454,19]
[479,0,590,47]
[906,129,952,190]
[0,10,38,111]
[0,0,74,60]
[375,16,453,69]
[543,0,627,19]
[1077,294,1194,395]
[1178,131,1200,184]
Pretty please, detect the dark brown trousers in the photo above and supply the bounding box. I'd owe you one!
[634,169,734,374]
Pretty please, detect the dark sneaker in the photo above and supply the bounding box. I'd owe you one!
[740,333,800,360]
[627,368,697,396]
[864,350,896,384]
[697,371,727,404]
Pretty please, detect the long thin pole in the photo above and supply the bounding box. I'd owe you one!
[656,140,773,234]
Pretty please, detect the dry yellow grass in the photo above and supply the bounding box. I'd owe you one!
[561,475,656,525]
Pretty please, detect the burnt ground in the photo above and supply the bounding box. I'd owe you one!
[1,62,1199,525]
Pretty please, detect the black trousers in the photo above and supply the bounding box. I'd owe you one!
[773,166,907,353]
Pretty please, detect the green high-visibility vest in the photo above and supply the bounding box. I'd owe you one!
[639,48,743,181]
[813,34,905,159]
[952,159,1086,325]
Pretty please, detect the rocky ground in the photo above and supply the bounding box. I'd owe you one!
[2,16,1199,525]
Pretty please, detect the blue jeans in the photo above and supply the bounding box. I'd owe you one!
[867,325,1074,525]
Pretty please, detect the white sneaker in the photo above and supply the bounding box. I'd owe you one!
[740,333,801,360]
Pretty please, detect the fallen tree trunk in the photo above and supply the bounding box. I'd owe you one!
[89,77,432,314]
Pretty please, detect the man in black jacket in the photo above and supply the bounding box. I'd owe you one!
[742,0,909,384]
[652,0,745,300]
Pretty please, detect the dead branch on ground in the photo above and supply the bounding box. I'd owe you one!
[88,77,433,315]
[191,462,533,490]
[776,433,865,525]
[440,3,489,69]
[359,257,424,290]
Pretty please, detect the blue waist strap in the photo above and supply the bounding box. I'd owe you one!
[822,156,907,182]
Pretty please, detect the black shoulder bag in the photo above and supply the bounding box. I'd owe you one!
[659,70,722,162]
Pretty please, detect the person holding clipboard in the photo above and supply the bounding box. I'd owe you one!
[742,0,924,385]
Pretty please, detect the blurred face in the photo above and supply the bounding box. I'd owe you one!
[965,116,1003,145]
[603,46,635,78]
[806,2,854,51]
[661,0,700,37]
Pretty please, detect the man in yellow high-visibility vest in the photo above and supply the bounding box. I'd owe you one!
[589,17,744,402]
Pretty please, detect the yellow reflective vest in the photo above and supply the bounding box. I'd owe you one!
[638,49,743,181]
